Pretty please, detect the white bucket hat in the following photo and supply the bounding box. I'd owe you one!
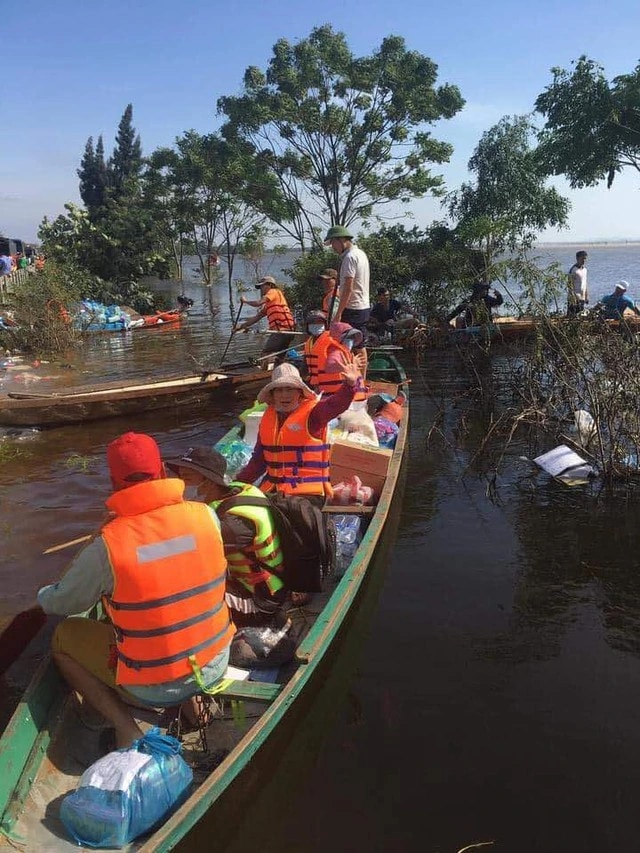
[257,363,317,404]
[616,280,629,292]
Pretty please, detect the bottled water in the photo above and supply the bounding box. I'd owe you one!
[334,515,361,578]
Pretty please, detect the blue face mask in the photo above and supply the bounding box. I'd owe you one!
[343,337,355,350]
[308,324,325,337]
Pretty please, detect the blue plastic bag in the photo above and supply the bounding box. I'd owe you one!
[60,728,192,848]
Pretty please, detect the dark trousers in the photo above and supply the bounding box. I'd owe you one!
[341,308,370,337]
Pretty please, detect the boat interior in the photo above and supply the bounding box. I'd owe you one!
[0,371,405,851]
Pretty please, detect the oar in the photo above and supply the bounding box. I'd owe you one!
[218,302,244,368]
[43,534,92,555]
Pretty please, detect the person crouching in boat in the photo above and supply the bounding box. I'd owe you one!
[166,446,290,628]
[37,432,234,750]
[236,361,362,507]
[446,280,503,328]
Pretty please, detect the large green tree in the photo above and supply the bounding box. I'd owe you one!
[535,56,640,188]
[218,25,464,248]
[109,103,143,199]
[448,115,570,264]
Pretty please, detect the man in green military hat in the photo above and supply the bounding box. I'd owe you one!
[324,225,370,338]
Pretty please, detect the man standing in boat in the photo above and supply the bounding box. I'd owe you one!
[324,225,370,339]
[567,250,589,317]
[36,432,234,750]
[234,275,297,359]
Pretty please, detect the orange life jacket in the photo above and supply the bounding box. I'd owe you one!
[264,288,295,331]
[304,333,366,401]
[101,478,234,686]
[259,400,332,497]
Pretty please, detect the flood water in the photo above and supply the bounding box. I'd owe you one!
[3,258,640,851]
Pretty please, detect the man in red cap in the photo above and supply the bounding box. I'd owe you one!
[37,432,234,750]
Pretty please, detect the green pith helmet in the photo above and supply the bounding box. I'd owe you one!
[324,224,353,242]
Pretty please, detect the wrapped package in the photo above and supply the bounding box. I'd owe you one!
[60,728,192,848]
[332,475,374,505]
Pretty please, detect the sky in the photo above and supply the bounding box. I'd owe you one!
[2,0,639,245]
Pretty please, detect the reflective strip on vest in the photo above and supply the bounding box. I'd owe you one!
[305,334,365,400]
[116,621,230,671]
[136,534,196,564]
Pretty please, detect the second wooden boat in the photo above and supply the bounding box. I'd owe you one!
[0,366,272,428]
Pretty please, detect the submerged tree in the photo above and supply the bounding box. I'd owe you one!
[448,115,570,267]
[218,25,464,248]
[535,56,640,188]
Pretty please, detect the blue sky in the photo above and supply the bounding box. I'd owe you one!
[2,0,639,243]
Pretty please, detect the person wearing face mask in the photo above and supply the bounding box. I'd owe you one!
[304,314,367,403]
[165,447,289,627]
[236,361,361,505]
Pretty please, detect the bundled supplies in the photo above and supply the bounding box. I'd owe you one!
[60,728,192,848]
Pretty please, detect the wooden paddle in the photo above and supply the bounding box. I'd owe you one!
[218,302,245,369]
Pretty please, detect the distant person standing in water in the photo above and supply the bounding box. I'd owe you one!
[567,250,589,317]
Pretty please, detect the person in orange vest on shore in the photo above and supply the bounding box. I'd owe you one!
[234,275,297,359]
[237,361,362,506]
[35,254,45,271]
[36,432,234,750]
[303,313,367,404]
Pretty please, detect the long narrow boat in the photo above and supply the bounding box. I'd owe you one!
[0,365,272,428]
[0,351,408,851]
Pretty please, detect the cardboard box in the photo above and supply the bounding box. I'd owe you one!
[330,439,392,478]
[366,379,399,398]
[330,464,387,501]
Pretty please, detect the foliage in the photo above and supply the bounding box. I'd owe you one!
[49,105,169,290]
[38,205,159,312]
[283,248,340,316]
[0,261,84,354]
[218,25,464,248]
[448,115,570,263]
[535,56,640,188]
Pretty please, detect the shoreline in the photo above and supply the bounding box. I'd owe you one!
[536,240,640,248]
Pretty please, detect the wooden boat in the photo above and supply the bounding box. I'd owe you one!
[0,366,272,428]
[0,352,408,851]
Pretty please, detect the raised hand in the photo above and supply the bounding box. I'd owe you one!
[340,359,361,387]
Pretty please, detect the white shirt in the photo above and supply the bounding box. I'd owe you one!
[339,245,370,310]
[569,263,588,300]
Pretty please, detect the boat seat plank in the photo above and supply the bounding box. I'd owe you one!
[215,680,282,702]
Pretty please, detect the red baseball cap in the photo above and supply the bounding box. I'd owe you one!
[106,432,163,488]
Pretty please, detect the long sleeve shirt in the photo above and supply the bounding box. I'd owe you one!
[237,382,356,486]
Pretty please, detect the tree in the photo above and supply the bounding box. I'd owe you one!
[535,56,640,188]
[448,115,570,265]
[218,25,464,248]
[109,103,143,199]
[77,135,108,216]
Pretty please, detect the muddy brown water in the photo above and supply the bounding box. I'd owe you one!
[2,289,640,851]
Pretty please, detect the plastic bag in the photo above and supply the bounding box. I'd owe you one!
[337,409,379,447]
[214,436,253,479]
[332,475,374,506]
[334,515,362,577]
[373,416,399,448]
[60,728,192,848]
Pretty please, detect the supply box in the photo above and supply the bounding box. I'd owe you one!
[329,439,393,500]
